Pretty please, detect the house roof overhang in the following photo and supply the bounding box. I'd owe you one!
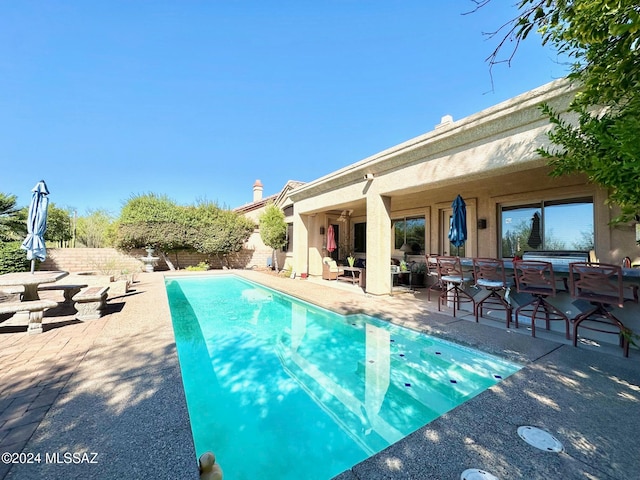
[289,78,578,204]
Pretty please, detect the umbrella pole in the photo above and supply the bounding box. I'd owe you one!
[30,259,35,274]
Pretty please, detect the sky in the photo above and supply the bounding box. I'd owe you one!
[0,1,569,217]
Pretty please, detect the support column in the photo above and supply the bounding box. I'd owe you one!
[366,194,392,295]
[293,212,309,276]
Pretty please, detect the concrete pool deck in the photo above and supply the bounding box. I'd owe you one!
[0,270,638,479]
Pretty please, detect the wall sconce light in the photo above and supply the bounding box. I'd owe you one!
[320,226,325,235]
[477,219,487,229]
[364,173,374,181]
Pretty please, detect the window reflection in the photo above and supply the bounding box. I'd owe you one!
[500,198,594,257]
[393,217,426,254]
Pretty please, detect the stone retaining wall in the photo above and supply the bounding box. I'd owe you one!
[41,248,147,274]
[39,246,279,273]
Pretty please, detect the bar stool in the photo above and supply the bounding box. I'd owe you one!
[569,262,638,357]
[512,260,570,339]
[425,254,443,301]
[436,256,475,317]
[473,258,512,326]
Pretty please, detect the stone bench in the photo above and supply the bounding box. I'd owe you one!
[0,299,58,334]
[0,286,24,295]
[72,286,109,321]
[39,284,88,304]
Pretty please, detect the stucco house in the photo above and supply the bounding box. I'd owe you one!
[283,78,638,295]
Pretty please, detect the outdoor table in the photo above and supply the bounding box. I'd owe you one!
[0,271,69,301]
[391,268,412,293]
[338,266,365,287]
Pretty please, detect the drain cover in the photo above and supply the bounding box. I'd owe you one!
[517,426,564,452]
[460,469,499,480]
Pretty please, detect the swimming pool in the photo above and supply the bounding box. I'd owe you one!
[166,275,521,480]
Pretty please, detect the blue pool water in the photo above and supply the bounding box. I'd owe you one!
[166,275,521,480]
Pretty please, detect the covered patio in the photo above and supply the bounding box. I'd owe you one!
[290,80,624,291]
[288,79,640,347]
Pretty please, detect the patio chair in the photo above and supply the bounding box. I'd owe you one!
[436,256,475,317]
[473,258,513,326]
[425,254,444,302]
[512,260,570,339]
[569,262,638,357]
[322,257,343,281]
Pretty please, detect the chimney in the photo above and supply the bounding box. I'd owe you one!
[435,114,453,130]
[253,179,263,202]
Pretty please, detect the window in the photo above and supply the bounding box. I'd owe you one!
[354,222,366,253]
[500,197,594,257]
[393,217,426,255]
[283,223,293,252]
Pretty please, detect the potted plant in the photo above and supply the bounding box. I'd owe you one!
[347,255,356,267]
[411,262,427,287]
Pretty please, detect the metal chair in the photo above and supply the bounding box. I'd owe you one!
[569,262,638,357]
[425,254,443,301]
[512,260,570,339]
[436,256,475,317]
[473,258,512,326]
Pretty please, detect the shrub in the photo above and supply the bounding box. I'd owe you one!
[0,242,30,274]
[185,262,210,271]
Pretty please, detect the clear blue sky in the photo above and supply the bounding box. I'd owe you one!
[1,1,568,217]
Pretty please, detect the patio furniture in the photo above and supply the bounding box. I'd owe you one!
[338,266,366,288]
[436,256,475,317]
[522,250,590,291]
[73,286,110,321]
[0,271,69,301]
[39,283,88,304]
[569,262,638,357]
[322,257,343,281]
[0,299,58,334]
[512,260,570,339]
[473,258,512,325]
[425,254,444,301]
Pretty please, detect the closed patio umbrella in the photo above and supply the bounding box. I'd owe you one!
[448,195,467,256]
[527,212,542,249]
[326,224,337,253]
[21,180,50,273]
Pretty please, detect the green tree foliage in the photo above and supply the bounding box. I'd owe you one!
[0,192,26,242]
[117,193,189,252]
[0,242,30,274]
[482,0,640,225]
[117,194,254,268]
[542,100,640,224]
[192,203,255,265]
[259,203,287,272]
[45,203,73,247]
[76,209,116,247]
